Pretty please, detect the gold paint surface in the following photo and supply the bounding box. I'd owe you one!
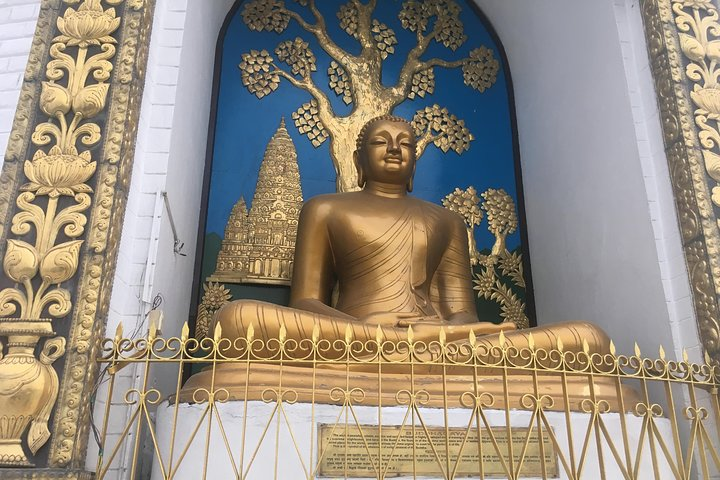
[317,425,558,478]
[0,0,124,465]
[0,0,154,469]
[647,0,720,365]
[209,119,303,286]
[443,186,528,328]
[0,0,716,475]
[181,362,641,411]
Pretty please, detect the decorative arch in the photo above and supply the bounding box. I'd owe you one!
[189,0,538,338]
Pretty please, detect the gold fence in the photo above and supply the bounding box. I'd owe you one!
[91,323,720,479]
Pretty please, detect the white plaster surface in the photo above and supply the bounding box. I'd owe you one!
[88,0,235,474]
[0,0,41,168]
[612,0,700,364]
[150,400,673,480]
[473,0,694,359]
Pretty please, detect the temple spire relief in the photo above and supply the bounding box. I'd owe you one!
[196,119,304,338]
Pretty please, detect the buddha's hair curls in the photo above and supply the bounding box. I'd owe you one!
[355,115,415,152]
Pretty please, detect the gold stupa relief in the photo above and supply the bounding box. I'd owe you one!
[442,186,528,328]
[196,119,303,338]
[212,118,303,285]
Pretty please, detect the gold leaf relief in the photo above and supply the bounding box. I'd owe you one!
[702,148,720,183]
[443,185,526,327]
[55,3,121,47]
[3,240,39,283]
[72,83,109,118]
[679,32,705,62]
[0,288,25,317]
[0,0,134,467]
[37,288,72,319]
[39,82,71,117]
[22,148,96,198]
[691,86,720,115]
[50,1,155,464]
[28,337,64,455]
[236,0,495,192]
[39,240,83,285]
[706,39,720,61]
[646,0,720,364]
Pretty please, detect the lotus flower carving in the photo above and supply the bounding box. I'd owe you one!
[21,146,96,198]
[73,83,109,119]
[40,240,83,285]
[691,85,720,118]
[55,0,121,48]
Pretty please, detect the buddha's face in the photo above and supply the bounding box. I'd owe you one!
[357,119,416,187]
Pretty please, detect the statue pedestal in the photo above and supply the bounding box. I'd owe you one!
[151,400,674,479]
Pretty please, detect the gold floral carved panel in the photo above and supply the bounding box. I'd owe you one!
[641,0,720,364]
[0,0,154,473]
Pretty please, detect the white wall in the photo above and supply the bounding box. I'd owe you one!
[0,0,40,167]
[613,0,700,362]
[474,0,698,360]
[86,0,234,475]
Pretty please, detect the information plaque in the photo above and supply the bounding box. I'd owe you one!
[318,425,558,478]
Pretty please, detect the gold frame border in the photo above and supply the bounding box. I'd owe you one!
[640,0,720,364]
[0,0,717,474]
[0,0,155,471]
[48,0,156,467]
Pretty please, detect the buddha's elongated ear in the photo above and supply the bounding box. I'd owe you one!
[407,164,415,192]
[353,150,366,189]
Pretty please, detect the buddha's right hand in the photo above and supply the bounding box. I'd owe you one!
[360,312,427,327]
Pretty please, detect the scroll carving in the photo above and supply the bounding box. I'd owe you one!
[0,0,119,465]
[641,0,720,362]
[0,0,154,470]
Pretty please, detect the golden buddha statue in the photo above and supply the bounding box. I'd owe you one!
[210,116,609,357]
[184,116,622,409]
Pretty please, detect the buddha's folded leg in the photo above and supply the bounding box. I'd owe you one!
[459,321,612,371]
[213,300,411,358]
[472,321,611,354]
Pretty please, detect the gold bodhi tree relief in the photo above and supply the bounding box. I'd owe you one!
[238,0,500,192]
[443,186,528,329]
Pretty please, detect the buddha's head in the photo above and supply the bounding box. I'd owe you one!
[354,116,417,191]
